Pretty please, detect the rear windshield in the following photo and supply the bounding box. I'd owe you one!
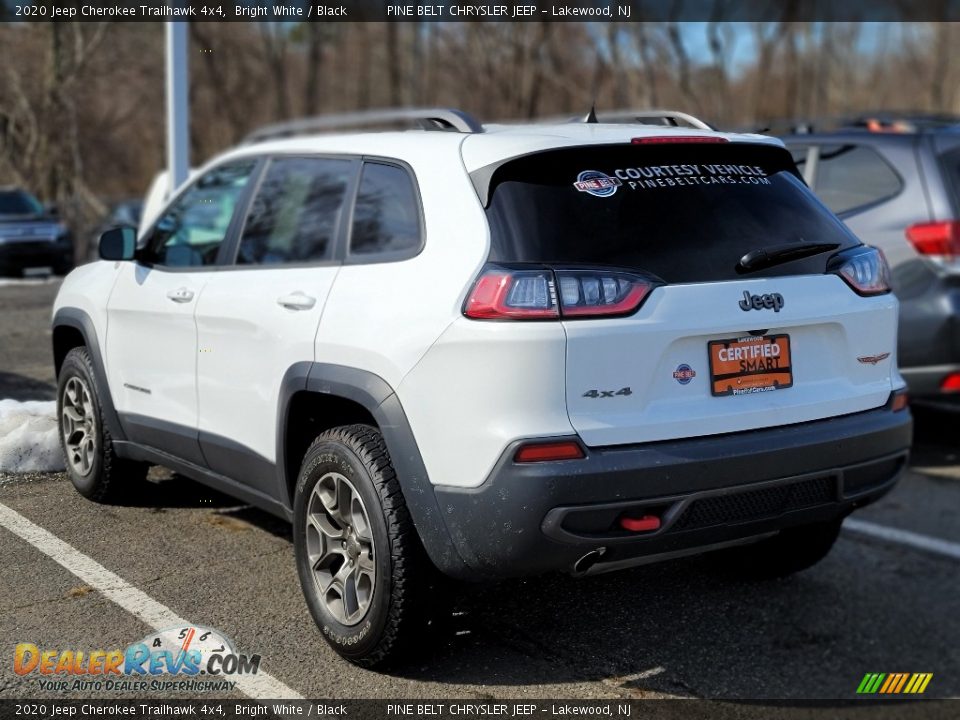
[0,190,43,217]
[482,143,860,283]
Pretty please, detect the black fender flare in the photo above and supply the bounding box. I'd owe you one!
[52,308,126,442]
[277,362,470,578]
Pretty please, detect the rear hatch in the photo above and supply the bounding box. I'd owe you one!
[479,140,899,447]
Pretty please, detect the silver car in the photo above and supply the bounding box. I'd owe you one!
[782,115,960,409]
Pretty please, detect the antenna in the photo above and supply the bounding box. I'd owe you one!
[584,104,598,124]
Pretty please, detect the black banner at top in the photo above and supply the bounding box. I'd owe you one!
[3,0,960,23]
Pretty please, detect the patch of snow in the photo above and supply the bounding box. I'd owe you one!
[0,274,58,287]
[0,399,64,473]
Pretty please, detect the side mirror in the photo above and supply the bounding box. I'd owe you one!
[45,203,59,217]
[99,226,137,261]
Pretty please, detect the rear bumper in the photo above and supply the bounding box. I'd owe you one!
[432,405,912,579]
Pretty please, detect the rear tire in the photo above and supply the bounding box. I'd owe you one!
[717,518,843,579]
[57,347,148,502]
[293,424,435,668]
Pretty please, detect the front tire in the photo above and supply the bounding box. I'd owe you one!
[57,347,147,501]
[294,424,432,667]
[718,518,843,579]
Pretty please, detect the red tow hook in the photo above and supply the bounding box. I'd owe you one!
[619,515,661,532]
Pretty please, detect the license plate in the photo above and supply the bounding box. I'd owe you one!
[708,334,793,397]
[23,267,52,277]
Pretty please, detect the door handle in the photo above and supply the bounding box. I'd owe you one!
[166,287,195,303]
[277,292,317,310]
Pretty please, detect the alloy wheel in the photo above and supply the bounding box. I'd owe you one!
[61,376,97,476]
[305,472,376,626]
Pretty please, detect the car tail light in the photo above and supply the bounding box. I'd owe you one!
[514,440,585,463]
[465,265,655,320]
[941,374,960,392]
[905,220,960,262]
[556,270,653,317]
[834,247,891,296]
[463,268,559,319]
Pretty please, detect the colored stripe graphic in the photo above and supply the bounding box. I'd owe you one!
[857,673,932,694]
[879,674,896,693]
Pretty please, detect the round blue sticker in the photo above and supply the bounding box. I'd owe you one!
[673,364,696,385]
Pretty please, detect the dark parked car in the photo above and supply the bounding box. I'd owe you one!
[86,199,143,262]
[0,187,73,276]
[781,114,960,409]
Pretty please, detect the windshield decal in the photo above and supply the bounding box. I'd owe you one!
[572,170,622,197]
[574,164,773,193]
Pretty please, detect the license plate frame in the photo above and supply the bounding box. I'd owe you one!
[708,334,793,397]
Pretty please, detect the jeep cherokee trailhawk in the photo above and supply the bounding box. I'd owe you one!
[52,108,912,666]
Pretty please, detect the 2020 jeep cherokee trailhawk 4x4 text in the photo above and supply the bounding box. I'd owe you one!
[53,108,911,667]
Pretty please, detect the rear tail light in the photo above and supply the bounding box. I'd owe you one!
[463,268,559,319]
[905,220,960,263]
[514,440,585,463]
[464,265,656,320]
[833,247,891,296]
[940,374,960,393]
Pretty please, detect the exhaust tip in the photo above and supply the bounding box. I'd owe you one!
[572,548,606,577]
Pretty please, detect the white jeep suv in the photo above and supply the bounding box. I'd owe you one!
[52,109,912,667]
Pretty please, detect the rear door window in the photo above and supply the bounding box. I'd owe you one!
[481,143,859,283]
[812,144,902,215]
[237,157,352,265]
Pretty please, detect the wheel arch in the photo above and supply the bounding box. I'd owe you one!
[52,308,126,442]
[277,362,469,577]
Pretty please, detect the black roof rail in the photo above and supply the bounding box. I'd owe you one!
[243,107,484,144]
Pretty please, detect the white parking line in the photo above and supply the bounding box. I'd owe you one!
[0,501,302,700]
[844,518,960,561]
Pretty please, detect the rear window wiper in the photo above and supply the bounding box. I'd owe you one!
[736,242,841,273]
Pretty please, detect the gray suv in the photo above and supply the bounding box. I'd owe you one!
[781,115,960,409]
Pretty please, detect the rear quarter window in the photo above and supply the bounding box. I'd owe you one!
[480,142,860,284]
[348,162,422,259]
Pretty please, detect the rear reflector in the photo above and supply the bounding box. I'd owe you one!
[906,220,960,261]
[514,441,585,463]
[941,374,960,393]
[631,136,728,144]
[619,515,661,532]
[891,391,910,412]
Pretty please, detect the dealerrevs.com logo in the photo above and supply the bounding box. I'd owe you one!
[14,625,260,693]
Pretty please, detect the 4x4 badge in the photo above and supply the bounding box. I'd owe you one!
[739,291,784,312]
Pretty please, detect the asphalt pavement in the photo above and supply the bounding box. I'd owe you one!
[0,278,957,702]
